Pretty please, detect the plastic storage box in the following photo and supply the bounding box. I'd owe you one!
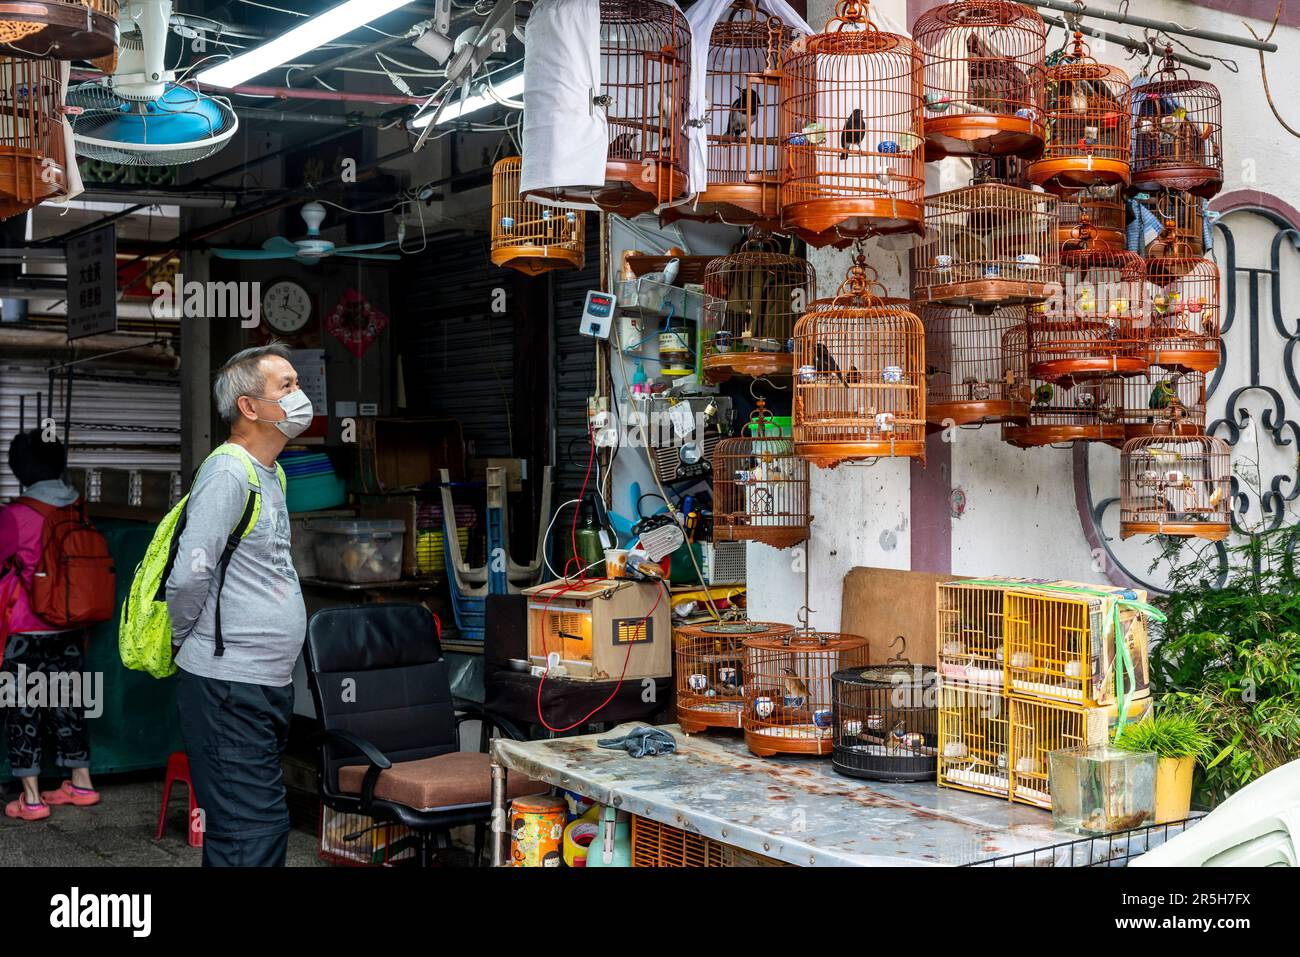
[312,519,405,583]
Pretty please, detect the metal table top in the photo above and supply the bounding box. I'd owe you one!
[491,722,1066,867]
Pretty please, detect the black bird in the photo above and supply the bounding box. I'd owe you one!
[814,342,847,385]
[727,87,761,139]
[839,108,866,160]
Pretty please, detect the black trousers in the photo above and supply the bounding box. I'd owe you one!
[175,668,294,867]
[1,631,91,778]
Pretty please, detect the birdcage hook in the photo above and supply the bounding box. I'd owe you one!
[885,635,911,665]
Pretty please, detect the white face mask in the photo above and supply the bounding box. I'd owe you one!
[249,390,314,439]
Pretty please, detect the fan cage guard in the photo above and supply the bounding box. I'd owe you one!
[913,0,1047,160]
[67,80,238,167]
[1128,51,1223,198]
[1027,35,1131,193]
[1119,432,1231,541]
[712,403,811,548]
[674,619,793,733]
[490,156,584,275]
[0,0,119,61]
[0,56,68,221]
[912,183,1060,307]
[701,243,815,382]
[831,664,938,782]
[1116,366,1205,439]
[778,1,926,247]
[742,630,870,756]
[921,303,1030,428]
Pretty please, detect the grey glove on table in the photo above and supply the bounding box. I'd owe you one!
[597,726,677,758]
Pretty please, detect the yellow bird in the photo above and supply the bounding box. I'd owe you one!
[1209,487,1224,509]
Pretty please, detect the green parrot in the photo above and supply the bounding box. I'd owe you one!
[1148,379,1176,409]
[1033,383,1055,407]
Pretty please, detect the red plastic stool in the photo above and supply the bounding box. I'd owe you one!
[156,752,203,848]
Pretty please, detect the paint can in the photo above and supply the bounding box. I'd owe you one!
[509,794,567,867]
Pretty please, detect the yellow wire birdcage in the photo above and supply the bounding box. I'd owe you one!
[0,0,118,60]
[490,157,585,275]
[921,303,1030,427]
[779,0,925,248]
[713,400,810,549]
[938,684,1011,799]
[0,57,68,221]
[912,0,1047,160]
[1129,46,1223,198]
[937,580,1012,688]
[1116,366,1206,440]
[1120,432,1231,541]
[675,619,793,733]
[792,255,926,466]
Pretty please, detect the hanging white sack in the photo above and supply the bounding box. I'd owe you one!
[50,61,86,208]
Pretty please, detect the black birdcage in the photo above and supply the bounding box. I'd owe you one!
[831,662,938,782]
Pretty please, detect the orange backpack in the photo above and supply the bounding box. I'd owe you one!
[9,498,116,629]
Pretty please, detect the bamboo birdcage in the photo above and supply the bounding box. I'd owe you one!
[490,157,584,275]
[1029,220,1148,381]
[1117,366,1206,439]
[938,684,1011,799]
[1008,696,1094,809]
[701,238,815,382]
[713,400,810,548]
[938,580,1009,687]
[1142,188,1206,258]
[832,662,938,781]
[779,0,925,248]
[923,303,1029,427]
[1057,184,1125,249]
[742,630,869,757]
[1129,47,1223,198]
[0,57,68,221]
[0,0,118,60]
[912,0,1046,160]
[792,256,926,466]
[1027,33,1130,193]
[912,183,1059,307]
[1002,323,1125,447]
[525,0,690,216]
[665,0,790,228]
[1145,225,1221,374]
[675,619,793,733]
[1120,432,1231,541]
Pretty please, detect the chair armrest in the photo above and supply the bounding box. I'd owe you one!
[455,704,526,751]
[317,728,392,810]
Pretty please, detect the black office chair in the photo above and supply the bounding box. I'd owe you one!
[303,602,544,866]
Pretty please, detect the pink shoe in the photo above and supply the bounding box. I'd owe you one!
[41,782,100,807]
[4,798,50,821]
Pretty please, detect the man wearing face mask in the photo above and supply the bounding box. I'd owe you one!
[167,343,312,867]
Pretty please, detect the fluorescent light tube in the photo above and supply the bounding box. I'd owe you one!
[197,0,415,89]
[410,73,525,128]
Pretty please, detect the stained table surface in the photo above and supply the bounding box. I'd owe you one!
[491,722,1067,867]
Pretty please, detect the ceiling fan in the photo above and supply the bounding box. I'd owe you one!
[211,202,402,266]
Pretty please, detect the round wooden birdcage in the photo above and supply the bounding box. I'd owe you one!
[0,57,68,221]
[921,303,1029,426]
[676,619,794,733]
[1027,33,1130,193]
[1120,432,1231,540]
[912,183,1059,307]
[1057,183,1124,249]
[1028,220,1148,380]
[1116,366,1206,440]
[0,0,118,60]
[1002,322,1124,446]
[490,157,585,275]
[742,630,869,757]
[664,0,790,229]
[912,0,1046,160]
[713,400,810,548]
[792,256,927,466]
[1146,223,1220,374]
[1141,188,1206,258]
[779,0,925,248]
[701,237,815,382]
[1129,47,1223,198]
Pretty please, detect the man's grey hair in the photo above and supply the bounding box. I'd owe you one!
[213,343,291,423]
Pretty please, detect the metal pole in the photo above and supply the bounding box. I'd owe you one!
[490,760,508,867]
[1025,0,1278,52]
[1041,14,1213,70]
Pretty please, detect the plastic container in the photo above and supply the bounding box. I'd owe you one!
[286,472,347,513]
[312,519,405,583]
[1048,746,1157,835]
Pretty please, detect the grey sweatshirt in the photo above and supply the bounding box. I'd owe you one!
[165,447,306,686]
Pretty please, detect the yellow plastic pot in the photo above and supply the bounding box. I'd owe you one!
[1154,756,1196,823]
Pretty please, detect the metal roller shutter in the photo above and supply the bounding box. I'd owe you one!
[550,221,599,503]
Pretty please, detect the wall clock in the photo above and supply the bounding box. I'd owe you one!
[262,279,313,334]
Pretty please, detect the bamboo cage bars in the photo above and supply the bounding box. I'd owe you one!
[490,157,585,275]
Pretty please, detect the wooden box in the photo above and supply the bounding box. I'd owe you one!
[522,580,672,681]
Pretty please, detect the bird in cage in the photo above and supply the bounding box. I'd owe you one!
[813,342,849,386]
[966,35,1028,116]
[1208,486,1224,509]
[1148,375,1182,409]
[609,130,640,157]
[839,107,867,161]
[781,667,809,706]
[1032,383,1055,407]
[727,87,761,140]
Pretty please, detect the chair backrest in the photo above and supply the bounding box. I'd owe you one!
[304,603,457,797]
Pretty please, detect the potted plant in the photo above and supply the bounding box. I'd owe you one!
[1113,711,1212,823]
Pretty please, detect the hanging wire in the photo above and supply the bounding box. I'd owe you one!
[1244,1,1300,139]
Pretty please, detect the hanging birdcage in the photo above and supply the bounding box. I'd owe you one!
[1145,224,1220,374]
[701,237,815,381]
[667,0,791,228]
[1117,366,1206,440]
[523,0,690,217]
[971,153,1030,187]
[1120,433,1231,541]
[742,630,869,757]
[1027,32,1130,193]
[779,0,925,248]
[0,57,68,221]
[1129,47,1223,198]
[1141,188,1205,258]
[921,303,1029,427]
[675,619,793,733]
[912,0,1046,160]
[490,157,585,275]
[1002,325,1125,447]
[792,256,927,467]
[713,400,810,548]
[913,183,1059,307]
[1028,221,1148,381]
[1058,184,1125,249]
[0,0,118,60]
[832,662,937,781]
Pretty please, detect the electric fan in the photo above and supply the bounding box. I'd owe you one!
[65,0,236,166]
[211,202,402,266]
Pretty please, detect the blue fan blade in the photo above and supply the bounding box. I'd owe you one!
[212,247,296,260]
[262,236,300,253]
[337,252,402,261]
[334,241,396,253]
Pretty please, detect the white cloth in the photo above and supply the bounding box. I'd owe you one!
[51,61,86,206]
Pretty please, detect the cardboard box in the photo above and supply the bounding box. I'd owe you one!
[842,567,969,666]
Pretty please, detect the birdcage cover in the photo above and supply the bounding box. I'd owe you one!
[48,61,85,207]
[683,0,814,195]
